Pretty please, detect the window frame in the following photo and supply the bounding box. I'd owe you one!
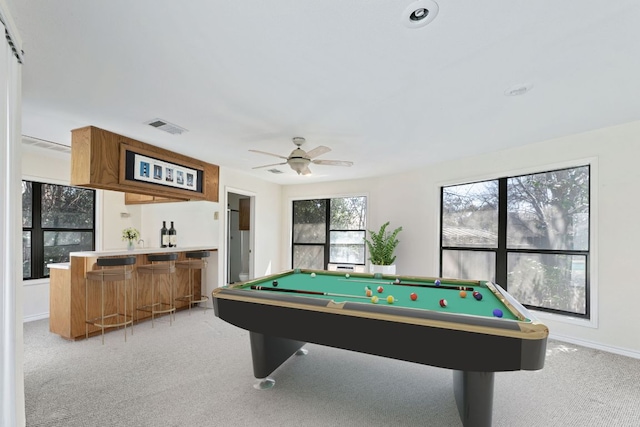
[439,163,593,321]
[291,196,367,270]
[22,179,96,280]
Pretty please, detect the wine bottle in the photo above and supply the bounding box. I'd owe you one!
[160,221,169,248]
[169,221,177,247]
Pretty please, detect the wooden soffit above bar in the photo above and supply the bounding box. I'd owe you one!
[70,126,219,202]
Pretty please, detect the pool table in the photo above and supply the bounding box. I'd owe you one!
[212,269,548,427]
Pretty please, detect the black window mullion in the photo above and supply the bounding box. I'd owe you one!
[324,201,330,269]
[496,178,508,288]
[31,182,44,279]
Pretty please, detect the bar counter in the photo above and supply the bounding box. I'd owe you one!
[49,246,217,340]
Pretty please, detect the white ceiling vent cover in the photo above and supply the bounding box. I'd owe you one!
[22,136,71,153]
[145,118,188,135]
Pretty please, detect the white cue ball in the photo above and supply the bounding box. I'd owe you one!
[345,273,350,278]
[310,272,316,278]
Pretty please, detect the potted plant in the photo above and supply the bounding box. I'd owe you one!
[364,221,402,275]
[122,227,140,250]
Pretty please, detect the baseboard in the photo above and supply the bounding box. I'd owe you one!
[23,312,49,323]
[550,332,640,360]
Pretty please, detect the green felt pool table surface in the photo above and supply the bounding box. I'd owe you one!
[243,269,523,321]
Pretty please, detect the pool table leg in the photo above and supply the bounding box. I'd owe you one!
[249,331,306,381]
[453,370,494,427]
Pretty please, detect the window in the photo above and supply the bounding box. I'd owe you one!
[441,166,590,318]
[22,181,96,279]
[292,196,367,269]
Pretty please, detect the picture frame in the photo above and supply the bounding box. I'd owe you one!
[119,143,205,198]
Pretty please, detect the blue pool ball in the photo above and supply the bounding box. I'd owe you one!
[434,279,441,286]
[493,308,504,318]
[272,281,278,287]
[474,292,483,301]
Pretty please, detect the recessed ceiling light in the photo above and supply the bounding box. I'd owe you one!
[504,83,533,96]
[403,0,439,29]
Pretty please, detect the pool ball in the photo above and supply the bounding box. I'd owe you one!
[493,308,504,318]
[459,291,467,298]
[371,296,379,304]
[434,279,441,286]
[439,299,447,308]
[386,295,395,304]
[377,286,384,293]
[410,292,418,301]
[472,291,479,297]
[310,273,316,278]
[394,278,401,284]
[365,289,373,297]
[345,273,350,278]
[474,292,483,301]
[272,281,278,287]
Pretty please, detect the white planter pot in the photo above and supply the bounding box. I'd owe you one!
[370,264,396,275]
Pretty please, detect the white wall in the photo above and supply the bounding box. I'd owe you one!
[282,120,640,358]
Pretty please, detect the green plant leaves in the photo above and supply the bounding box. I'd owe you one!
[364,221,402,265]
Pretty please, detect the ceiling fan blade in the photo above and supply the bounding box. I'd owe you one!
[248,149,288,160]
[300,166,312,175]
[305,146,331,159]
[312,159,353,167]
[252,162,287,170]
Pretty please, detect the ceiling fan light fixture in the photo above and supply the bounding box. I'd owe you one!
[288,157,311,174]
[403,0,439,29]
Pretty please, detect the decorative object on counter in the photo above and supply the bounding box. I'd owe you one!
[160,221,169,248]
[122,227,140,250]
[169,221,177,247]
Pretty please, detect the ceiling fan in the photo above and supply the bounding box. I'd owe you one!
[249,137,354,175]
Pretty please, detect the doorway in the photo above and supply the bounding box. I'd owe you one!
[226,191,254,284]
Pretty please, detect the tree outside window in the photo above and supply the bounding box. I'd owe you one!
[22,181,95,279]
[441,166,590,317]
[292,196,367,269]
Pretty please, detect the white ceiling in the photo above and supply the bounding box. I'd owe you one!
[8,1,640,185]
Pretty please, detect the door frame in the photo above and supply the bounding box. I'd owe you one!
[224,187,255,285]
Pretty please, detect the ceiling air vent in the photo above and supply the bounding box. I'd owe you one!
[22,136,71,154]
[145,118,188,135]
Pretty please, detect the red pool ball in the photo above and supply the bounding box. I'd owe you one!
[377,286,384,293]
[410,292,418,301]
[439,299,448,308]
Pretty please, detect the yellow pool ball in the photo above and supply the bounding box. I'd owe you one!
[371,296,379,304]
[386,295,395,304]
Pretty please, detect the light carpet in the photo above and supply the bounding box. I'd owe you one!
[23,309,640,426]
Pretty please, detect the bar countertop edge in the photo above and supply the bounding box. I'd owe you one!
[69,246,218,257]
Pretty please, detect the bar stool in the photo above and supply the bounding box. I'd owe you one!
[136,253,178,327]
[175,251,210,314]
[85,256,136,344]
